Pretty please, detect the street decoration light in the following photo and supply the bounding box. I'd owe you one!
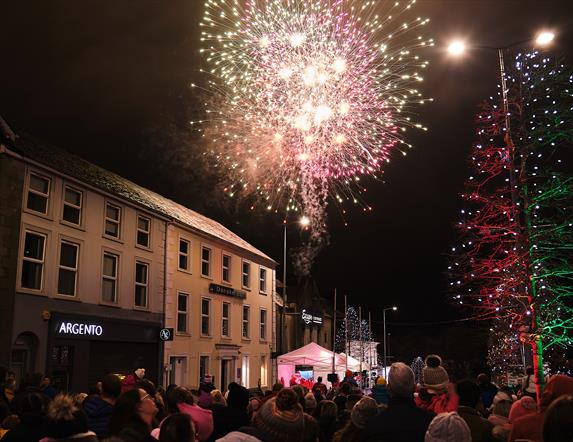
[383,306,397,379]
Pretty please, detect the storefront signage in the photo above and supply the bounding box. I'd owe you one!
[159,328,174,341]
[209,283,246,299]
[57,322,103,336]
[301,309,323,325]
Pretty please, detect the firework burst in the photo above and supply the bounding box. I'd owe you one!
[196,0,431,272]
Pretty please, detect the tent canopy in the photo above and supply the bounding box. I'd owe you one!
[277,342,361,372]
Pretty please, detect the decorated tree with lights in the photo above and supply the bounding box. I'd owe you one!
[450,51,573,385]
[411,357,424,385]
[335,306,372,362]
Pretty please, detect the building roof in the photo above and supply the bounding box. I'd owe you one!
[2,126,275,265]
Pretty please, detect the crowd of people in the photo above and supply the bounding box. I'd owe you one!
[0,356,572,442]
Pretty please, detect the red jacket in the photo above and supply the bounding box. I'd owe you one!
[415,384,459,414]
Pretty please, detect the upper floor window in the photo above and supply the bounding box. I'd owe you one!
[222,302,231,338]
[222,254,231,283]
[201,298,211,336]
[259,267,267,293]
[102,252,118,303]
[21,231,46,290]
[260,308,267,341]
[201,246,212,277]
[104,203,121,238]
[242,305,250,339]
[134,261,149,308]
[242,261,251,289]
[177,293,188,333]
[27,173,50,214]
[62,186,82,225]
[58,241,79,296]
[178,238,190,272]
[136,216,151,248]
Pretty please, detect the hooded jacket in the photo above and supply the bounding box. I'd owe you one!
[509,375,573,442]
[83,396,114,438]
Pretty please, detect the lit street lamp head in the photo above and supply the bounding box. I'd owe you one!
[299,216,310,227]
[447,40,466,56]
[535,31,555,46]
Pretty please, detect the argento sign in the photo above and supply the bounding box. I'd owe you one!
[209,283,246,299]
[301,309,323,326]
[57,322,103,336]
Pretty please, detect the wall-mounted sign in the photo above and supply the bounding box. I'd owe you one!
[301,309,323,326]
[209,283,246,299]
[57,322,103,336]
[159,328,174,341]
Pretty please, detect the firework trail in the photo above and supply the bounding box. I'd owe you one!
[196,0,431,274]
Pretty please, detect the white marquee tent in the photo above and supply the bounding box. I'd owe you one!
[277,342,363,384]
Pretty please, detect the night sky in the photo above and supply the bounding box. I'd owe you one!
[2,1,573,356]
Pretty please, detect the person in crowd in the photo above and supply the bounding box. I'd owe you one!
[40,394,97,441]
[542,394,573,442]
[10,372,50,416]
[317,400,338,442]
[122,368,146,393]
[364,362,434,442]
[208,382,248,441]
[424,411,471,442]
[136,379,166,423]
[456,379,495,442]
[108,388,157,442]
[248,395,262,421]
[342,371,358,388]
[198,375,215,409]
[302,414,320,442]
[291,385,306,409]
[158,413,195,442]
[477,373,498,410]
[508,395,537,423]
[304,392,318,415]
[210,389,226,408]
[217,388,305,442]
[83,373,121,438]
[40,377,58,400]
[509,375,573,442]
[313,377,328,397]
[415,355,458,414]
[0,414,20,440]
[159,386,213,442]
[520,367,537,400]
[3,391,47,442]
[4,372,16,403]
[333,383,352,416]
[0,367,9,408]
[333,396,377,442]
[337,394,363,430]
[370,376,390,405]
[488,399,512,441]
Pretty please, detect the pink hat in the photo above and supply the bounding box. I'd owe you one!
[509,396,537,422]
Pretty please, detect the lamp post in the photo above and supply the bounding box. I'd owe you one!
[383,306,397,379]
[446,30,555,400]
[282,215,310,352]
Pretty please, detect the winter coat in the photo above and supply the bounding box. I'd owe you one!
[209,405,250,442]
[509,375,573,442]
[370,384,390,405]
[457,406,495,442]
[414,387,459,414]
[39,431,99,442]
[215,430,262,442]
[178,402,214,442]
[363,396,434,442]
[2,423,45,442]
[479,383,498,409]
[83,396,114,438]
[318,414,338,442]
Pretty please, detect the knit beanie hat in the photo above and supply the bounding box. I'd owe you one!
[508,396,537,422]
[376,376,386,386]
[254,389,304,442]
[304,392,317,410]
[227,382,249,409]
[350,397,378,429]
[425,412,471,442]
[423,355,449,392]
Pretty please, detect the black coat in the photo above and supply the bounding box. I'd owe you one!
[363,397,434,442]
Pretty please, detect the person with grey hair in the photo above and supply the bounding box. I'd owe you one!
[364,362,434,442]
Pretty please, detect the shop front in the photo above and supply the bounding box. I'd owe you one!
[47,312,161,392]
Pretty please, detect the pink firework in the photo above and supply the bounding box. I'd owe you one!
[197,0,431,226]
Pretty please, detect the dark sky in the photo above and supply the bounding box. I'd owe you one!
[1,1,573,343]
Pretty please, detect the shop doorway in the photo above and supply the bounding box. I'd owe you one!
[11,332,39,386]
[220,358,233,391]
[169,356,187,386]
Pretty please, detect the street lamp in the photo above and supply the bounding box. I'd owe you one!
[383,306,397,379]
[282,215,310,352]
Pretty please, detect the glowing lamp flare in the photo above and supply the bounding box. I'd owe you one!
[447,40,466,56]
